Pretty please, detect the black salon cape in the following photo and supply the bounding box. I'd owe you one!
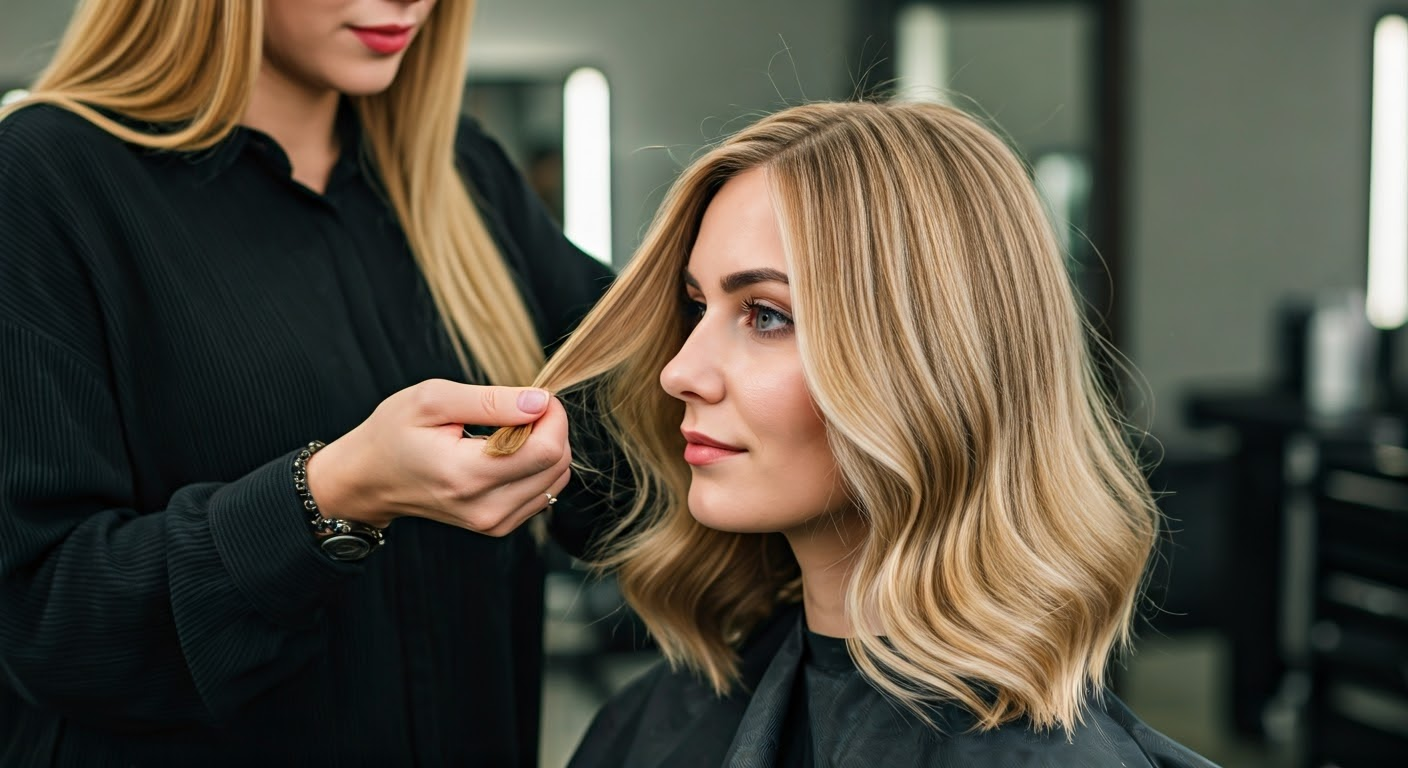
[0,102,614,766]
[570,605,1220,767]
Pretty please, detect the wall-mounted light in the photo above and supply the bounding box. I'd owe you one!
[895,4,949,103]
[1368,15,1408,330]
[563,67,611,266]
[1033,152,1091,260]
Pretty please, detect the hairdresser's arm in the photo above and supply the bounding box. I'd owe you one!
[0,122,562,731]
[0,348,562,732]
[0,317,332,733]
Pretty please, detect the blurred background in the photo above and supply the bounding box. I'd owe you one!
[5,1,1408,766]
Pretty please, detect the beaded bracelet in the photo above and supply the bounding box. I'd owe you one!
[292,440,385,559]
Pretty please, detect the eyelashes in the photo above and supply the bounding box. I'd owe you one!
[680,295,795,339]
[740,298,794,338]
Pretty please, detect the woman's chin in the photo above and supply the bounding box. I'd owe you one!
[689,510,751,533]
[330,64,403,97]
[686,491,788,534]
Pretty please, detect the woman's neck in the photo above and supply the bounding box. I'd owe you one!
[784,509,866,638]
[242,61,341,193]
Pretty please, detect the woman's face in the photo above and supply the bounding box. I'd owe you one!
[262,0,437,96]
[660,167,850,534]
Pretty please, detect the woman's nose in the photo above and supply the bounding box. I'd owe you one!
[660,326,723,404]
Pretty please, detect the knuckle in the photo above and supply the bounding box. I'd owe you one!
[462,507,502,533]
[478,386,499,416]
[409,380,443,416]
[445,474,485,503]
[443,478,469,502]
[530,442,562,473]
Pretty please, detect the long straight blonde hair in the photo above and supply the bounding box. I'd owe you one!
[1,0,543,384]
[492,101,1158,733]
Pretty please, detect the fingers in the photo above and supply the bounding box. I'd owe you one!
[451,399,573,535]
[468,397,569,478]
[483,424,532,457]
[482,464,573,538]
[409,379,550,428]
[515,395,569,460]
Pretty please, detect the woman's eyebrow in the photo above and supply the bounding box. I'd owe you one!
[681,268,790,293]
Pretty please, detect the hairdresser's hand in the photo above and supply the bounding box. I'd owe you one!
[304,379,571,536]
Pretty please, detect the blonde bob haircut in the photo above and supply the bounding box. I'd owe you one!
[490,100,1158,733]
[0,0,543,385]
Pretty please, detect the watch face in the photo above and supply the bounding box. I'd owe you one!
[321,533,373,562]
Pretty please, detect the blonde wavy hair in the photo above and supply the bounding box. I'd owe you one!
[490,100,1158,733]
[0,0,543,384]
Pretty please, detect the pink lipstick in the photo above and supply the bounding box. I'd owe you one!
[682,430,745,466]
[350,25,413,55]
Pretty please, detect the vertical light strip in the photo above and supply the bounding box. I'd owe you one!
[896,3,950,103]
[563,67,612,265]
[1368,15,1408,329]
[1034,153,1090,258]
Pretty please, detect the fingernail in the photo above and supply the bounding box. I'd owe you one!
[517,388,548,413]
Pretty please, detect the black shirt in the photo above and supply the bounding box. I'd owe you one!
[0,102,613,765]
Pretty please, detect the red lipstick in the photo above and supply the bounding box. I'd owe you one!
[350,24,414,55]
[681,430,744,466]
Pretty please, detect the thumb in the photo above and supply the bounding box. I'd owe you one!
[412,380,550,427]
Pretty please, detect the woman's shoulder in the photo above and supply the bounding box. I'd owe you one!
[582,605,803,722]
[1089,693,1221,767]
[0,103,133,188]
[0,102,119,156]
[568,605,803,768]
[449,114,537,230]
[451,113,493,152]
[908,692,1219,767]
[451,114,513,187]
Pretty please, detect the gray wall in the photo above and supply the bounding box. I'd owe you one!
[0,0,68,87]
[944,5,1093,154]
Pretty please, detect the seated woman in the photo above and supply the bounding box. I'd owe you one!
[491,101,1214,766]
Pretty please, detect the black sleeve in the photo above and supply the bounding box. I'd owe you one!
[454,118,628,558]
[0,108,359,732]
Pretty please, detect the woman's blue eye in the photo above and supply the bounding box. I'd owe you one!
[743,300,793,336]
[755,307,789,332]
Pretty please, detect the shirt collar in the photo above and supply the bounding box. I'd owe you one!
[190,97,364,187]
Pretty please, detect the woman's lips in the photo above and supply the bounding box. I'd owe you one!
[682,431,745,466]
[350,25,413,55]
[684,443,744,465]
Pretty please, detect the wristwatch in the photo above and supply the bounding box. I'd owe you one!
[292,441,386,562]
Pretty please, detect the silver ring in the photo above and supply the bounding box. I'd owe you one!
[544,491,558,507]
